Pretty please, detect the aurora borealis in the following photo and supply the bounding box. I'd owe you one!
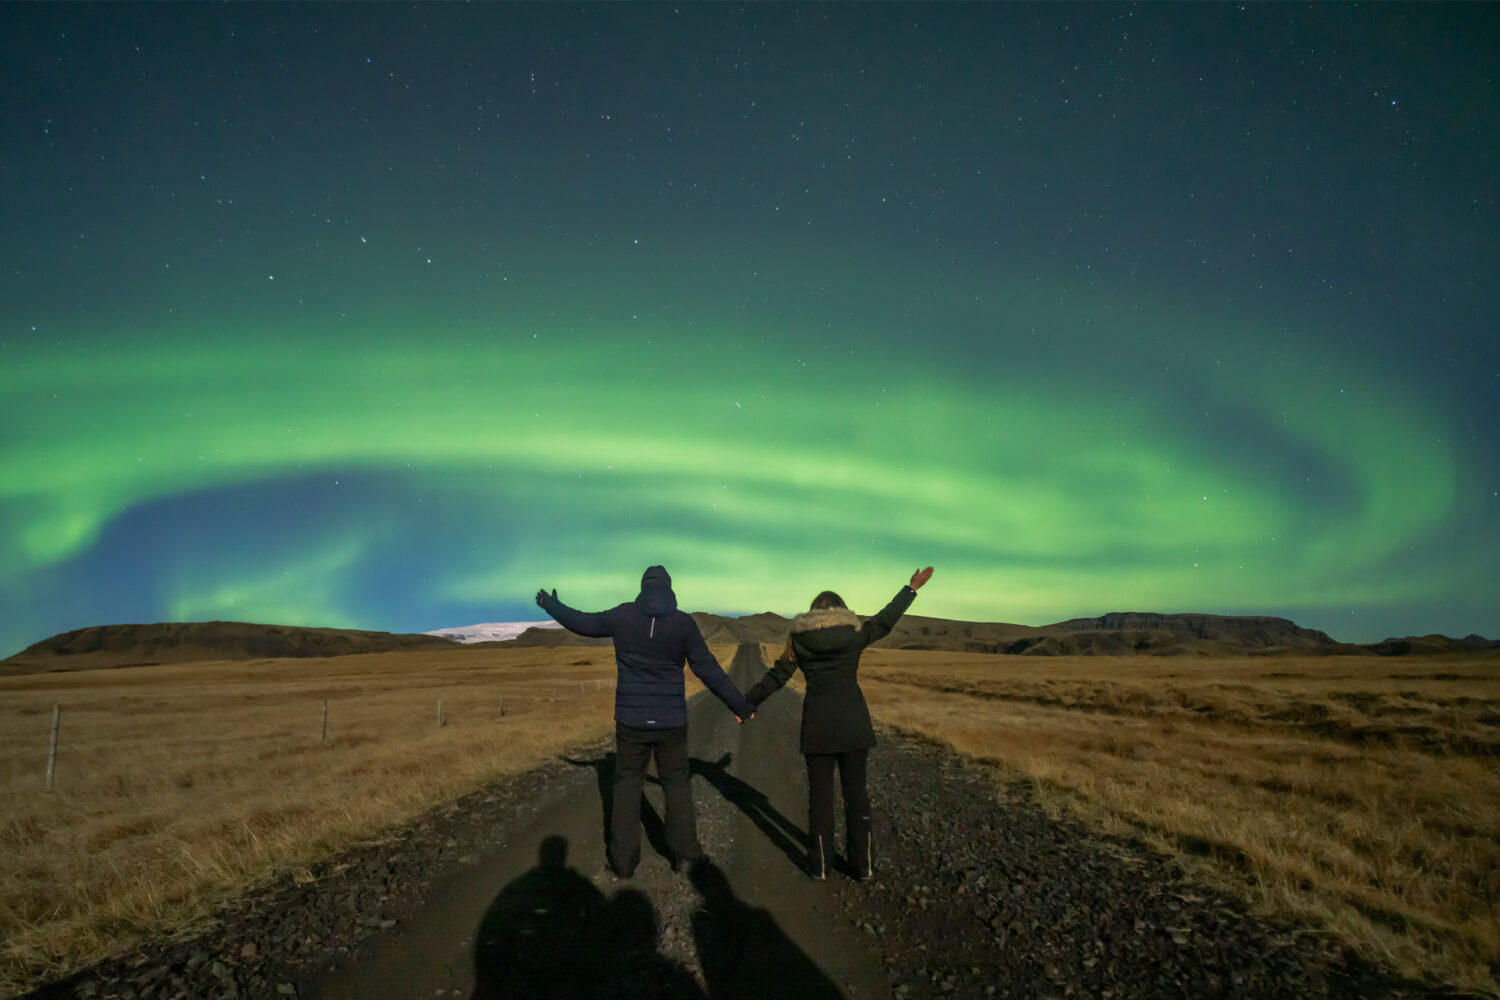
[2,3,1496,655]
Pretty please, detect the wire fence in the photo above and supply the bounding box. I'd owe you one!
[27,675,620,793]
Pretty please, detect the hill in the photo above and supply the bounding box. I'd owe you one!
[507,611,1498,658]
[0,621,457,674]
[502,609,1343,656]
[1009,612,1356,657]
[5,614,1495,675]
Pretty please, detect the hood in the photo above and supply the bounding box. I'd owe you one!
[790,606,862,655]
[791,607,861,633]
[635,565,678,617]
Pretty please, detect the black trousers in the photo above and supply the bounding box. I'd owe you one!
[805,749,872,878]
[610,723,700,875]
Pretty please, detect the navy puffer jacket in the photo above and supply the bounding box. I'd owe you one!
[538,566,752,729]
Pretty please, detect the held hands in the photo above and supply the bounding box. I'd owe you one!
[535,588,557,608]
[909,566,934,591]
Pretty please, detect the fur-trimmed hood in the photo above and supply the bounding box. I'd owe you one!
[791,606,861,633]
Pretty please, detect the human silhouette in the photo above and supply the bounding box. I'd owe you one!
[746,568,933,879]
[471,836,704,999]
[538,566,755,876]
[471,836,607,999]
[687,858,845,1000]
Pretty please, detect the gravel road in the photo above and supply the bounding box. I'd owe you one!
[23,644,1466,1000]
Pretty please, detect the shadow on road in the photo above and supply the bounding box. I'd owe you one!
[566,751,810,875]
[471,838,844,1000]
[561,753,670,863]
[690,752,810,871]
[688,858,845,1000]
[471,835,704,999]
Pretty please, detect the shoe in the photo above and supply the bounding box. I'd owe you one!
[602,863,632,882]
[673,853,706,874]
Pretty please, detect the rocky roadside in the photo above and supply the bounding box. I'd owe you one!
[20,725,1477,1000]
[838,726,1471,1000]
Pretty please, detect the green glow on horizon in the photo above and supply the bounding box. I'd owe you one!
[1,265,1464,645]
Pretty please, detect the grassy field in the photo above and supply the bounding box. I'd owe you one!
[860,650,1500,997]
[0,645,732,997]
[5,644,1497,997]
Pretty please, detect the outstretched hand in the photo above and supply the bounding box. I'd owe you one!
[535,588,557,608]
[909,566,934,591]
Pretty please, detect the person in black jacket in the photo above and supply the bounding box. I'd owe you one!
[536,566,754,878]
[744,567,934,881]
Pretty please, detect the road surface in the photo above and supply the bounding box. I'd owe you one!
[308,643,889,999]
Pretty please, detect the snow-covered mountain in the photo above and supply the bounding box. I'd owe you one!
[424,621,564,644]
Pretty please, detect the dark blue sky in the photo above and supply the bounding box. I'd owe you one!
[2,3,1497,654]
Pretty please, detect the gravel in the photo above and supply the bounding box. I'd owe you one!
[838,726,1469,1000]
[20,724,1473,1000]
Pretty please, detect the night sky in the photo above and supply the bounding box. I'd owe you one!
[3,3,1497,656]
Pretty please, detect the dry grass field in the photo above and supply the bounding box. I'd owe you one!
[860,650,1500,997]
[0,645,733,998]
[6,642,1498,997]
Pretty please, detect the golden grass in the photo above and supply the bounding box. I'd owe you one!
[0,645,735,998]
[860,650,1500,997]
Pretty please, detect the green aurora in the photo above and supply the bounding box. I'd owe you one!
[2,266,1478,650]
[2,3,1495,652]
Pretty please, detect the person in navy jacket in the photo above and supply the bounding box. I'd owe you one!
[537,565,753,877]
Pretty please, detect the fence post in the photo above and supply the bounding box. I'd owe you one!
[45,704,60,791]
[321,699,328,743]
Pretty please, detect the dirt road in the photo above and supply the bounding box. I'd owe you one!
[307,643,889,999]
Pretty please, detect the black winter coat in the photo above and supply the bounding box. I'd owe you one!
[745,586,916,755]
[539,566,752,729]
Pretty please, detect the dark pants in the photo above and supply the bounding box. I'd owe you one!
[805,749,871,878]
[611,723,700,875]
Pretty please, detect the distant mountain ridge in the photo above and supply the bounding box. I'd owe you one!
[3,614,1496,675]
[0,621,456,674]
[504,611,1500,658]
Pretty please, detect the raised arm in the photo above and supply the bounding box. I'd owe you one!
[684,622,755,721]
[745,637,799,707]
[857,566,933,648]
[535,588,614,638]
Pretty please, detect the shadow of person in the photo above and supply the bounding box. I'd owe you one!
[596,888,709,1000]
[687,858,845,1000]
[472,835,607,999]
[690,753,809,871]
[472,836,704,1000]
[562,752,670,864]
